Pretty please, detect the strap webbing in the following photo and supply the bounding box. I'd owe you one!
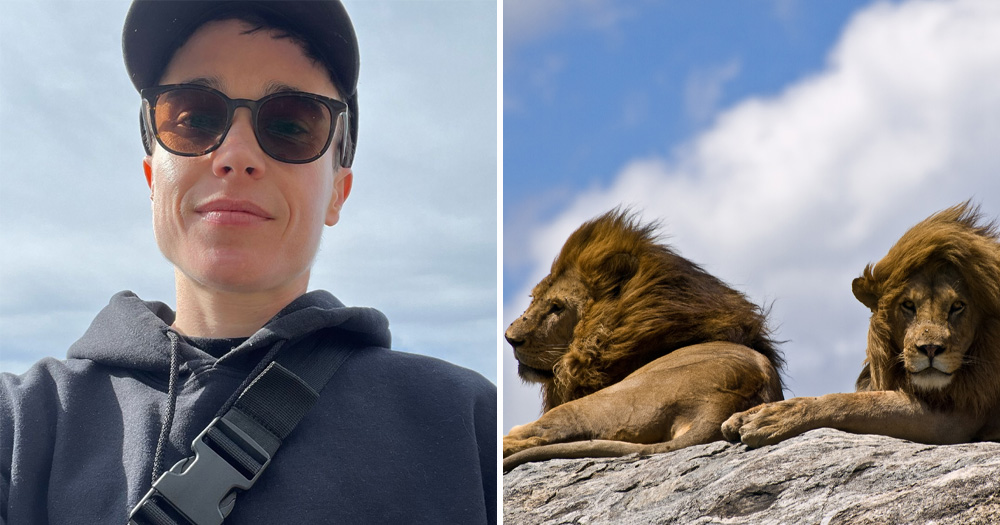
[129,344,356,525]
[231,362,319,447]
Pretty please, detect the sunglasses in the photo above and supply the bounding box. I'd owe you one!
[140,84,350,165]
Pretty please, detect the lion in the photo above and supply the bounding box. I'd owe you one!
[723,202,1000,447]
[503,209,785,472]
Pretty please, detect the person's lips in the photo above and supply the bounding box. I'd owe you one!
[194,199,274,225]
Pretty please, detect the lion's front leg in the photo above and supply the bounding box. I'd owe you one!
[723,391,982,448]
[502,411,593,457]
[502,398,611,457]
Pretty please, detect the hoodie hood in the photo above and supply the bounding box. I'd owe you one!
[67,290,391,373]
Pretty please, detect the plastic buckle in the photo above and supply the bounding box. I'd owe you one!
[128,416,272,525]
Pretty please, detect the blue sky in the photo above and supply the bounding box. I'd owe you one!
[0,1,497,381]
[504,0,871,294]
[503,0,1000,431]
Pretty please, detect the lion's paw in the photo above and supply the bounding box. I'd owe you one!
[721,404,763,442]
[502,436,546,457]
[722,398,818,448]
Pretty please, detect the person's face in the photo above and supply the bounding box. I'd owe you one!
[144,19,352,295]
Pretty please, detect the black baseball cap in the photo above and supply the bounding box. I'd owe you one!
[122,0,360,167]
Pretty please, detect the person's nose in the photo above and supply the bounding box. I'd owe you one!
[211,109,266,179]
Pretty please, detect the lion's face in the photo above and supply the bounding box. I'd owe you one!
[505,269,590,383]
[889,265,978,391]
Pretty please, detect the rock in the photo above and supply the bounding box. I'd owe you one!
[503,428,1000,524]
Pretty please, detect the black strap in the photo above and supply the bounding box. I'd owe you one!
[128,345,355,525]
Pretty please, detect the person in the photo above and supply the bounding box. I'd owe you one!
[0,1,496,524]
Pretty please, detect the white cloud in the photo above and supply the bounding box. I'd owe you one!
[504,0,1000,431]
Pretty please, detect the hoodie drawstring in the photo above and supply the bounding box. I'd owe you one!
[146,333,288,486]
[151,330,181,485]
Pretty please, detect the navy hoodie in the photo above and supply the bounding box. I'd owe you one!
[0,291,496,524]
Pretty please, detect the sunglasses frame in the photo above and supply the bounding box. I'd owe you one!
[140,83,350,166]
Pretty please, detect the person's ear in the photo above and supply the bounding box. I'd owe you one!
[325,167,353,226]
[143,156,154,195]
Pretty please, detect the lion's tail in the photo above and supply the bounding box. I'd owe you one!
[502,439,685,473]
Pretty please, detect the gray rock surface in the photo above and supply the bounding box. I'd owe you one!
[503,428,1000,524]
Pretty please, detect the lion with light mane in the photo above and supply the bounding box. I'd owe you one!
[503,210,785,472]
[724,202,1000,447]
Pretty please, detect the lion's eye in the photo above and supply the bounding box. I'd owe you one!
[950,302,965,314]
[548,303,564,315]
[900,300,916,313]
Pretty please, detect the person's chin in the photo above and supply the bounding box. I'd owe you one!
[179,256,271,291]
[192,261,310,296]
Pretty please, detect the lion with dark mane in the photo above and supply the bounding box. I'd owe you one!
[724,202,1000,447]
[503,209,785,472]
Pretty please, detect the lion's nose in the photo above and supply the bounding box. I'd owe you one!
[505,333,524,349]
[917,344,944,359]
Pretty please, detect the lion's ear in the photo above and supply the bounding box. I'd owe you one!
[852,277,879,311]
[593,252,639,297]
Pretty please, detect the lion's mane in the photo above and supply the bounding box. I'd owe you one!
[540,209,785,407]
[855,202,1000,415]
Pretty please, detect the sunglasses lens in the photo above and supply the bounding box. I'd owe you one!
[257,95,332,162]
[153,88,228,155]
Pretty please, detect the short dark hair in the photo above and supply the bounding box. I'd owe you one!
[166,7,348,100]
